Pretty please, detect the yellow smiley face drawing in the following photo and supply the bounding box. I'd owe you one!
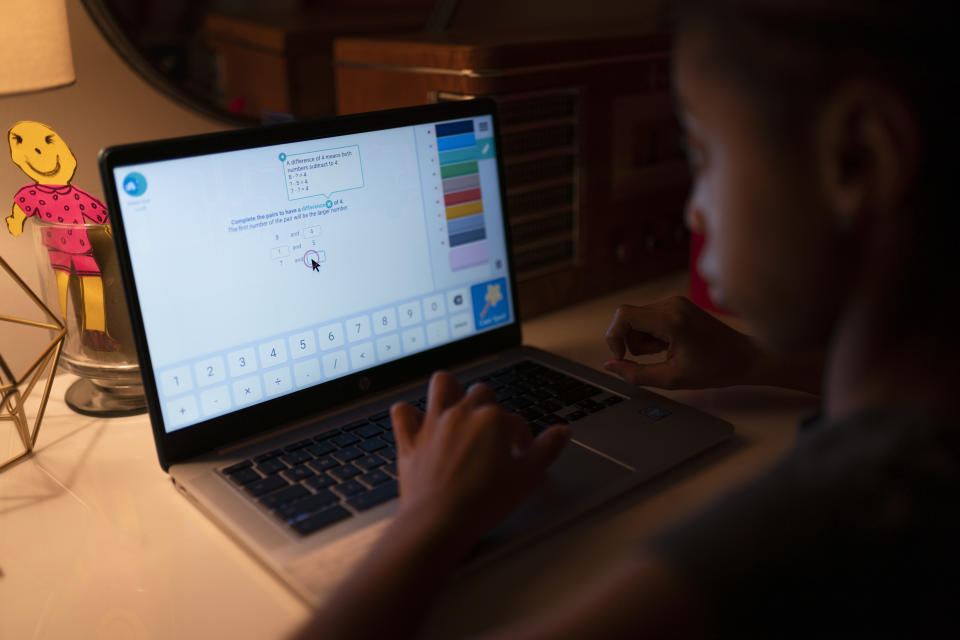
[8,120,77,186]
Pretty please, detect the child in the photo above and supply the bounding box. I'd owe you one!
[298,1,960,637]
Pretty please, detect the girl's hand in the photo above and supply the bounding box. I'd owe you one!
[603,296,760,390]
[391,371,570,546]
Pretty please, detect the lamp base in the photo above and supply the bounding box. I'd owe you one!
[64,378,147,417]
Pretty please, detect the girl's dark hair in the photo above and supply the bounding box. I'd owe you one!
[666,0,958,334]
[665,1,955,138]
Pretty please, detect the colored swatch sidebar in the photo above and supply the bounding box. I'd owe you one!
[437,119,493,271]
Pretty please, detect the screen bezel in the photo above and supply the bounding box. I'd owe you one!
[99,99,522,471]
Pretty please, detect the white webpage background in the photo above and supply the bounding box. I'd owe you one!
[116,127,434,366]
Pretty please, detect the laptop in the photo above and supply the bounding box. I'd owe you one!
[99,99,732,604]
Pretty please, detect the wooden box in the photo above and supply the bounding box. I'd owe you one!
[202,8,430,119]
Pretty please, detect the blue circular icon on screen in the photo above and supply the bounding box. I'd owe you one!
[122,172,147,197]
[279,153,287,161]
[325,200,333,208]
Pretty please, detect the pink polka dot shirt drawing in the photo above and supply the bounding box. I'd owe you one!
[14,183,108,276]
[7,120,118,351]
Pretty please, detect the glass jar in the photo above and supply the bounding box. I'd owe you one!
[29,219,146,416]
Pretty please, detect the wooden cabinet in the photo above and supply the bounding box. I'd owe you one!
[201,8,430,120]
[333,30,690,317]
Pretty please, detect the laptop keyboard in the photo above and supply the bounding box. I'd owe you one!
[219,360,626,536]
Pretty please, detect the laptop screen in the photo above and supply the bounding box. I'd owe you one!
[109,112,514,434]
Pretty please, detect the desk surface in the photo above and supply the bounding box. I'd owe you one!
[0,274,819,639]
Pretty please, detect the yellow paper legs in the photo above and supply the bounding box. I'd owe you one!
[54,271,107,332]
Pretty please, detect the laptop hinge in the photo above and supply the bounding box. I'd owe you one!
[214,351,507,456]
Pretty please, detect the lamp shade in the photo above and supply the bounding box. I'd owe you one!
[0,0,75,96]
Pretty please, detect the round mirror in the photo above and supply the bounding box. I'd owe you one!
[80,0,433,124]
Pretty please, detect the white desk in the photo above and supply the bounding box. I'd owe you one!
[0,274,818,639]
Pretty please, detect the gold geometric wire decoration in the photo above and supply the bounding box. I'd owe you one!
[0,254,65,471]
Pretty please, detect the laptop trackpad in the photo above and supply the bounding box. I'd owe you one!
[476,442,632,551]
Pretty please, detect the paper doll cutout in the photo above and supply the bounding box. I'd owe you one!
[6,121,118,351]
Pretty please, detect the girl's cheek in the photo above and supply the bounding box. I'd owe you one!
[692,175,718,235]
[684,194,706,235]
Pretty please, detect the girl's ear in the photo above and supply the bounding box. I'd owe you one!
[816,81,920,232]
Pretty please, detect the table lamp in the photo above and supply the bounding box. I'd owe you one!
[0,0,75,96]
[0,0,74,470]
